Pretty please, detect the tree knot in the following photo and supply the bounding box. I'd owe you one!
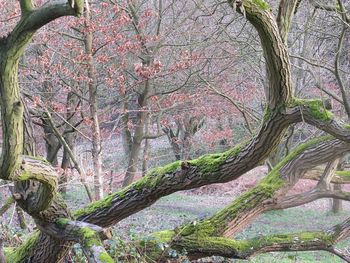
[181,161,190,170]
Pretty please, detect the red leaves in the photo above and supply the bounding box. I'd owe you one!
[32,96,42,108]
[134,60,163,79]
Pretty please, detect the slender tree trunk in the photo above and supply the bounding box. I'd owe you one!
[60,133,74,195]
[121,97,132,161]
[23,104,36,156]
[332,157,345,213]
[142,115,150,176]
[59,92,78,195]
[84,0,103,200]
[332,183,342,213]
[122,81,150,187]
[42,117,60,166]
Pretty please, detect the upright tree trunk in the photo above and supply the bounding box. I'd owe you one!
[59,92,78,195]
[42,117,60,166]
[121,97,132,162]
[84,1,103,200]
[122,81,150,187]
[332,183,343,213]
[332,157,345,213]
[142,115,151,176]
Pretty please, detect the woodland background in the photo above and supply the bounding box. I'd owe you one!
[1,0,350,262]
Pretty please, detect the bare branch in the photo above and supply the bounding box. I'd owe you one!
[43,111,94,202]
[277,0,300,43]
[274,188,350,210]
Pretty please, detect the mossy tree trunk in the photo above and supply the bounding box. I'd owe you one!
[0,1,112,263]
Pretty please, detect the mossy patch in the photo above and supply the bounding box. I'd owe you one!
[188,143,243,174]
[151,230,175,242]
[335,170,350,177]
[79,227,105,250]
[75,161,181,218]
[233,231,334,255]
[291,98,333,121]
[6,231,40,263]
[74,192,115,218]
[99,251,114,263]
[148,161,181,177]
[252,0,269,10]
[56,218,70,227]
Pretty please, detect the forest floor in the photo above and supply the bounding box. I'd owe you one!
[1,166,350,262]
[64,166,350,262]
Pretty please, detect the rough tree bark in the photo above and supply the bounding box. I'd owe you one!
[0,1,112,263]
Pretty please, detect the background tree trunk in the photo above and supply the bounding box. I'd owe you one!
[84,0,104,200]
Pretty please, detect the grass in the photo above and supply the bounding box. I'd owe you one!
[236,208,349,262]
[62,187,350,262]
[115,192,350,262]
[2,184,349,262]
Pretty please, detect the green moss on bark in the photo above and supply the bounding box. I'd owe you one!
[56,218,70,227]
[80,227,99,248]
[335,170,350,177]
[151,230,175,242]
[74,161,181,218]
[99,252,114,263]
[188,144,243,173]
[6,231,40,263]
[74,192,115,218]
[291,98,333,121]
[143,230,334,261]
[252,0,269,10]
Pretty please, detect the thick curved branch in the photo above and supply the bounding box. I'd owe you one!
[0,0,84,180]
[285,100,350,142]
[134,138,350,261]
[9,156,59,216]
[75,98,350,228]
[75,110,295,226]
[141,217,350,262]
[207,137,349,237]
[229,0,293,108]
[130,136,350,263]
